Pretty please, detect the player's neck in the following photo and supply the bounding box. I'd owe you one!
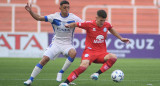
[96,21,103,27]
[61,13,69,17]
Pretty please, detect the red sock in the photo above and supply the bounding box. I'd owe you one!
[100,57,117,73]
[67,66,86,82]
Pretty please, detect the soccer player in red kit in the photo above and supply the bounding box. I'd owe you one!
[59,10,130,86]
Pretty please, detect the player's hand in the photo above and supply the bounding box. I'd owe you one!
[120,38,130,44]
[65,23,76,28]
[65,24,70,28]
[25,3,32,12]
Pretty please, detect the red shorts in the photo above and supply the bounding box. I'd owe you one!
[81,49,109,65]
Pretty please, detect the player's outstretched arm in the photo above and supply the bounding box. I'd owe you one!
[25,3,45,21]
[65,23,77,28]
[109,28,130,43]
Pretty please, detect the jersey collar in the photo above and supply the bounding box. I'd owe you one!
[60,13,69,18]
[93,20,105,28]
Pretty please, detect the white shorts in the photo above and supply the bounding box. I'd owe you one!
[43,41,75,60]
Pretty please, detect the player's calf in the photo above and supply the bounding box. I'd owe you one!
[91,56,117,80]
[57,56,75,82]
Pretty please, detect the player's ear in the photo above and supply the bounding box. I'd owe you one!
[59,5,62,10]
[96,16,98,20]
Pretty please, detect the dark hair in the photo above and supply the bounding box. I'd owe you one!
[97,10,107,18]
[60,0,69,6]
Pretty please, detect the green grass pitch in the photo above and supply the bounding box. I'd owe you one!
[0,58,160,86]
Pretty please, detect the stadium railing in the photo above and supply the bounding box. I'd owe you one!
[0,2,41,33]
[82,5,160,34]
[0,0,160,34]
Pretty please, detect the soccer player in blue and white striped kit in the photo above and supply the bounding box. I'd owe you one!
[24,0,82,85]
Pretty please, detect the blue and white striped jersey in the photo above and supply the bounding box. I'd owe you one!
[45,12,82,44]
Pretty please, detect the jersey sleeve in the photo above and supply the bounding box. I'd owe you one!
[76,21,90,30]
[72,14,83,23]
[44,14,55,23]
[107,22,113,30]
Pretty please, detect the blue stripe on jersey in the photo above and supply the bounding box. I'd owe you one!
[71,28,75,45]
[68,20,75,45]
[51,24,55,41]
[51,24,55,32]
[44,16,48,22]
[52,19,61,26]
[49,43,53,48]
[67,21,75,24]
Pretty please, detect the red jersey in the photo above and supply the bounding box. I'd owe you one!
[77,20,112,52]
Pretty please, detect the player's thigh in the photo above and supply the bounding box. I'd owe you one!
[104,53,117,62]
[81,50,95,65]
[62,44,76,57]
[43,43,61,60]
[94,52,109,63]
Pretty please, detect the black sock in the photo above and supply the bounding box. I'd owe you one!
[64,79,70,84]
[96,70,102,75]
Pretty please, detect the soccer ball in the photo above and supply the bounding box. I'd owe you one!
[111,69,124,82]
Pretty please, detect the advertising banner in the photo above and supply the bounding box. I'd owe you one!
[48,34,160,58]
[106,34,160,58]
[0,32,48,57]
[1,33,159,58]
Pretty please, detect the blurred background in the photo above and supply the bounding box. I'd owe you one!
[0,0,159,33]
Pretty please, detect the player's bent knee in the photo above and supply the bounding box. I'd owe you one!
[109,53,117,59]
[68,49,77,58]
[80,60,90,68]
[109,54,117,64]
[105,53,117,61]
[39,56,50,66]
[80,64,89,69]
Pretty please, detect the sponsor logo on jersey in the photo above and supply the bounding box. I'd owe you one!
[72,74,77,80]
[87,47,92,49]
[104,65,109,70]
[84,54,89,57]
[57,28,70,32]
[93,28,96,31]
[103,27,107,32]
[94,35,104,43]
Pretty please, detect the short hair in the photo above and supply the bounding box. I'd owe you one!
[97,10,107,18]
[60,0,69,6]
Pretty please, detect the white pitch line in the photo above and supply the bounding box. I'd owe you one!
[0,79,160,82]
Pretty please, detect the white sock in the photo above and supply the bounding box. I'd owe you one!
[29,63,43,81]
[31,66,42,78]
[62,59,72,71]
[59,57,74,73]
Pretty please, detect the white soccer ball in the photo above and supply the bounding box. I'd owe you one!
[111,69,124,82]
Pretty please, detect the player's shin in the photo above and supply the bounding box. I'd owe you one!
[66,66,86,83]
[99,57,117,74]
[24,63,43,85]
[59,56,74,73]
[57,56,74,82]
[30,63,43,81]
